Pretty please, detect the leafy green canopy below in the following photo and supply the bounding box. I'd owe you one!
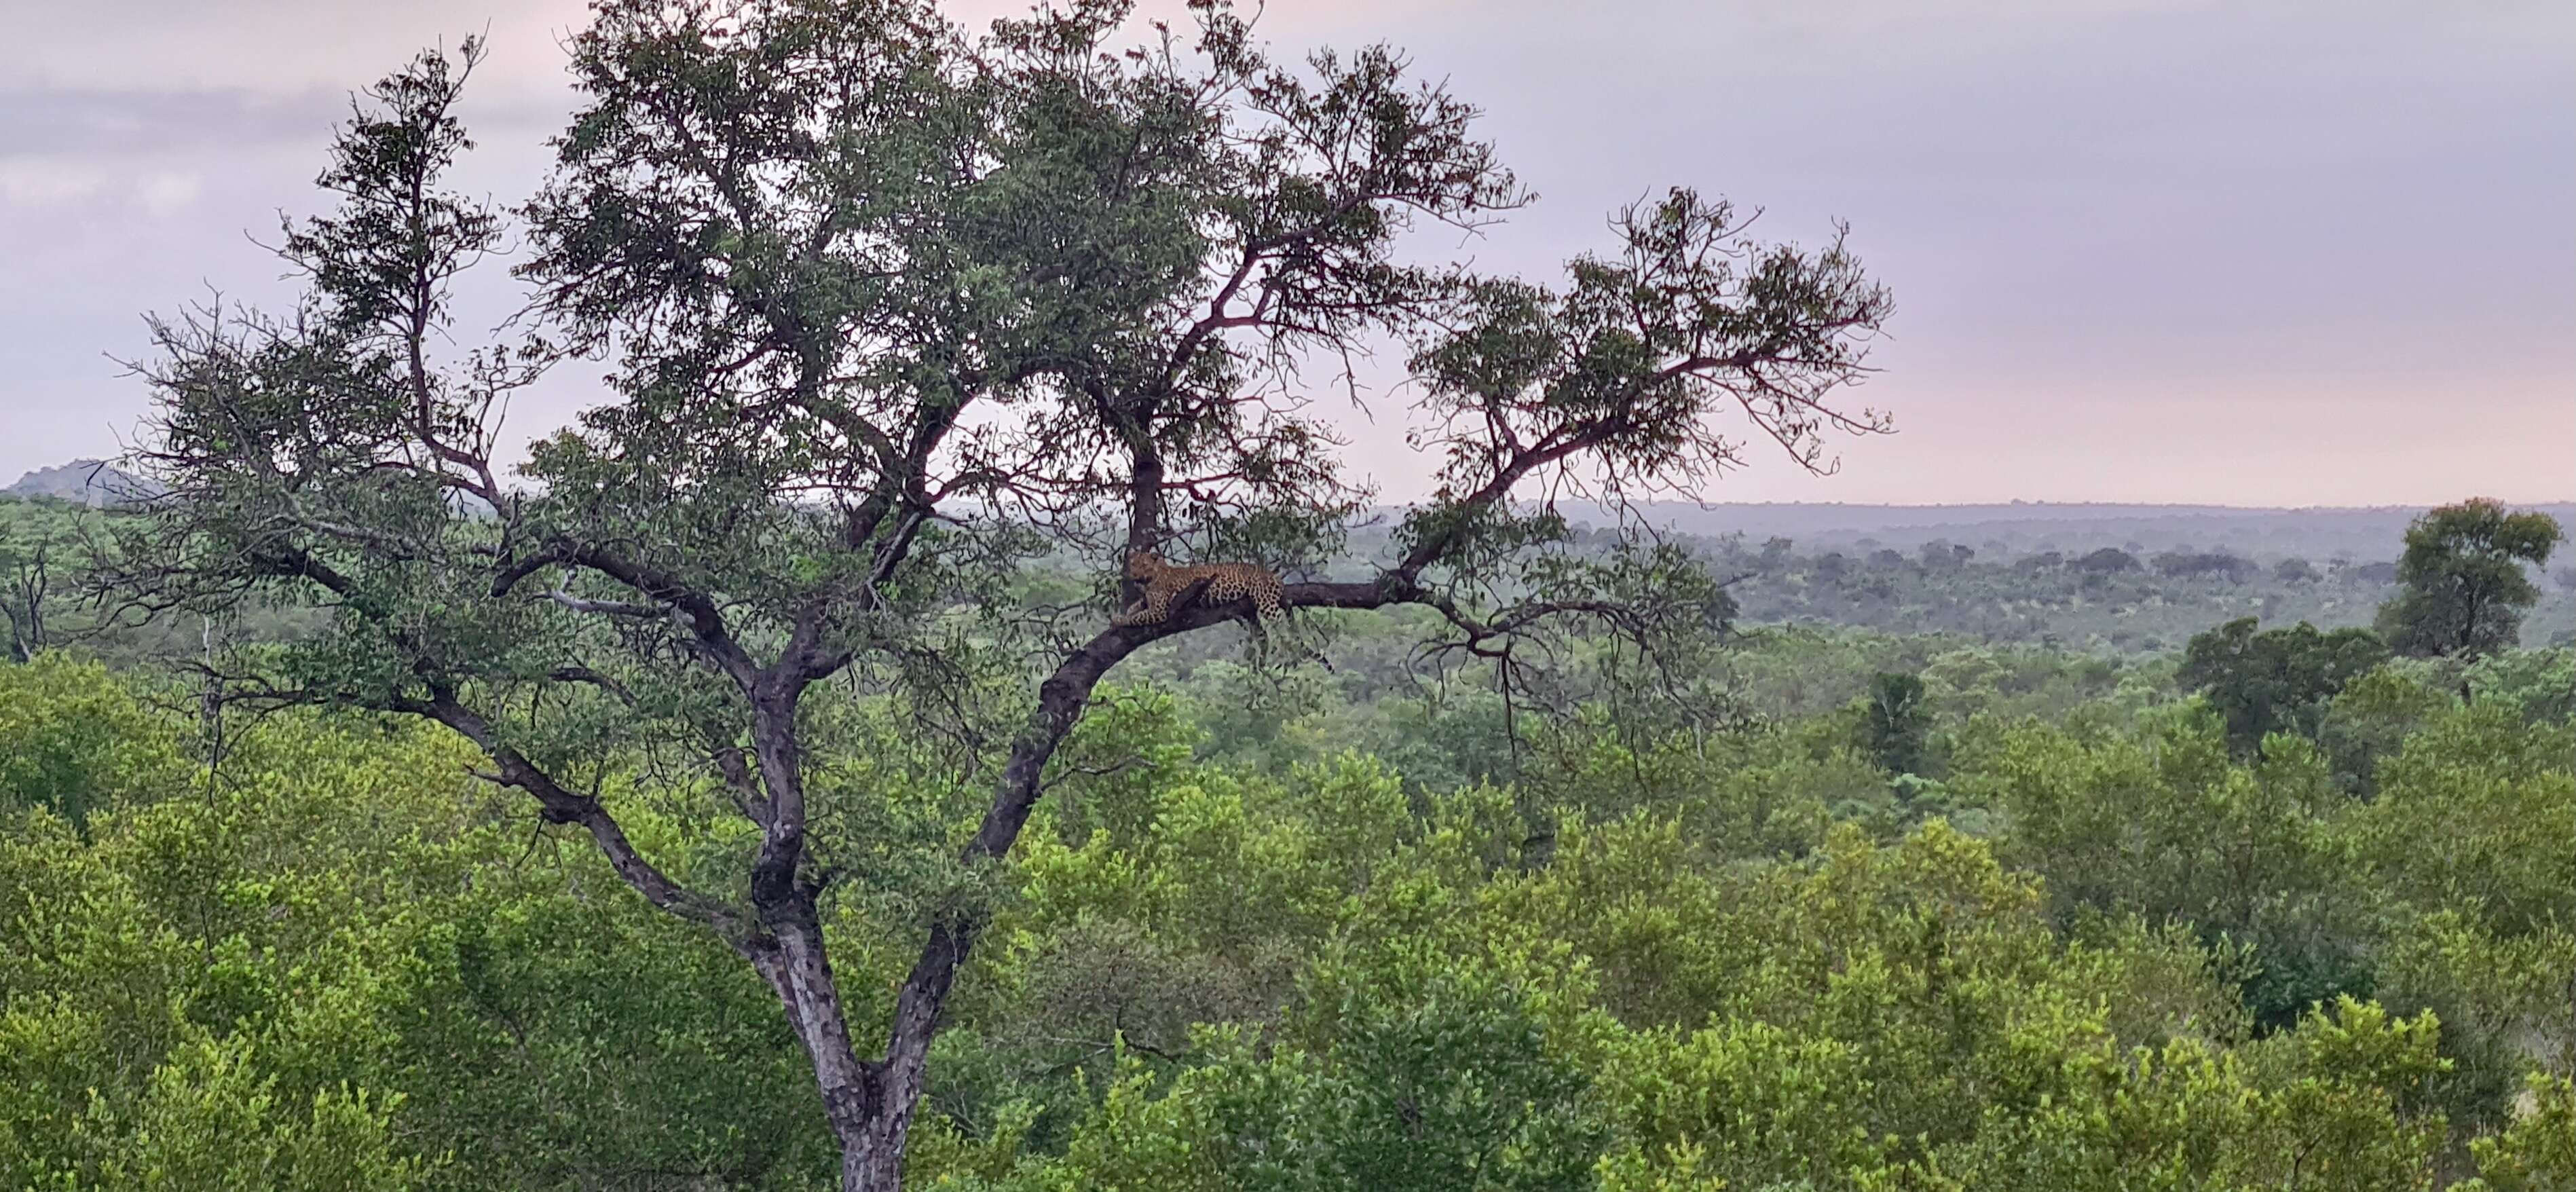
[6,642,2576,1189]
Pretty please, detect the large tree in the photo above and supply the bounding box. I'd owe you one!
[2376,500,2562,661]
[98,3,1892,1186]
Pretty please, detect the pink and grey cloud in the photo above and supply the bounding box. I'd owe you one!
[4,0,2569,505]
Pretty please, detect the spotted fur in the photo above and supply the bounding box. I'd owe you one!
[1111,552,1285,626]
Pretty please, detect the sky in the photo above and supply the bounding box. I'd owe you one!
[3,0,2570,507]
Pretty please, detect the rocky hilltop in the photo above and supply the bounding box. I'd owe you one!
[5,459,162,506]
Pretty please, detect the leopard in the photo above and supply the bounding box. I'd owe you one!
[1110,551,1285,627]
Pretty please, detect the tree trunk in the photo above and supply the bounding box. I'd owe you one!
[741,892,912,1191]
[744,581,1417,1189]
[838,1113,908,1191]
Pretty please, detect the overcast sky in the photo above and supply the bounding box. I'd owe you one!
[3,0,2569,506]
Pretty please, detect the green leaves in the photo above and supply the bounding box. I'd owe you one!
[2378,500,2564,660]
[2350,704,2576,937]
[2466,1073,2576,1190]
[0,654,185,827]
[12,648,2573,1189]
[2178,616,2389,757]
[1413,189,1892,509]
[286,38,498,343]
[0,704,838,1188]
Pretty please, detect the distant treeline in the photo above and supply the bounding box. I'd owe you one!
[1571,500,2576,563]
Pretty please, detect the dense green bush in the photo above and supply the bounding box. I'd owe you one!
[7,622,2572,1187]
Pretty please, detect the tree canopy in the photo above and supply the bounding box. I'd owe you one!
[12,644,2576,1189]
[95,3,1892,1184]
[2377,499,2563,660]
[2180,616,2390,757]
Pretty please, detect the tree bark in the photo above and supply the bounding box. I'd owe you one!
[741,889,907,1190]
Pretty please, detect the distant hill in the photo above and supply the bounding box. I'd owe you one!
[5,460,163,507]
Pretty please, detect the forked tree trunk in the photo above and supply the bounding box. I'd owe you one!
[734,582,1413,1189]
[741,631,1151,1188]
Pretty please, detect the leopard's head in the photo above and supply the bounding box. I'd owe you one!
[1123,551,1168,581]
